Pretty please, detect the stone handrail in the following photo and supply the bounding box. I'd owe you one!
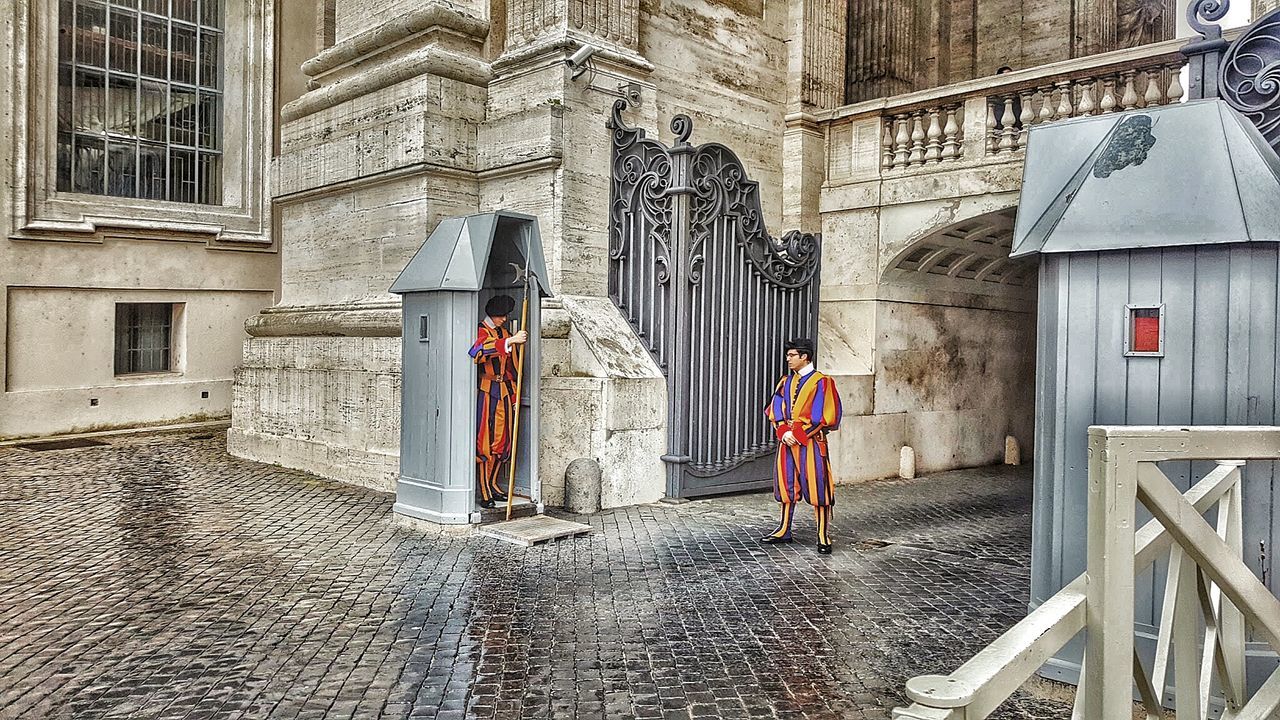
[892,426,1280,720]
[819,34,1249,178]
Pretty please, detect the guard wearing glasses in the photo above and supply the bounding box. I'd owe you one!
[761,338,843,553]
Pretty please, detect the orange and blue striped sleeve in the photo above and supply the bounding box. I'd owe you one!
[765,376,790,439]
[468,326,509,363]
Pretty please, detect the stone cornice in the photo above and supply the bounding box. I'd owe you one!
[246,305,402,337]
[302,4,490,78]
[281,45,492,121]
[491,32,653,76]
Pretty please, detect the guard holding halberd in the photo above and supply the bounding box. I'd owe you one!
[469,294,527,509]
[761,338,843,553]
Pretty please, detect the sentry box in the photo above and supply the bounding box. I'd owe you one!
[389,211,552,525]
[1013,99,1280,690]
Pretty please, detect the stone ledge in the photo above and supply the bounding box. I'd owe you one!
[302,3,489,79]
[246,307,402,337]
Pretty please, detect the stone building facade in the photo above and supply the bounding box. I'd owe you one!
[224,0,1211,509]
[1,1,278,441]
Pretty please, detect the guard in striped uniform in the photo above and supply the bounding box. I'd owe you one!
[468,295,527,509]
[761,338,843,553]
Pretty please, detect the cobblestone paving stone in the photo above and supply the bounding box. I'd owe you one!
[0,430,1070,720]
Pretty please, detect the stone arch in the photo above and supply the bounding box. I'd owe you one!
[882,207,1037,300]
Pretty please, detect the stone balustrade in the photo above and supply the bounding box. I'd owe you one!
[822,36,1198,181]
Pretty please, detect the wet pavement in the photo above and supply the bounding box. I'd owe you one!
[0,430,1068,719]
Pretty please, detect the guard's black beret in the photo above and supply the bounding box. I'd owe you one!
[485,294,516,317]
[785,337,816,361]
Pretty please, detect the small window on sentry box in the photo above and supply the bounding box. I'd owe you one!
[419,316,429,342]
[1124,304,1164,357]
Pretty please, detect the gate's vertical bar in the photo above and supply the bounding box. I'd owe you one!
[1084,427,1140,720]
[662,125,697,498]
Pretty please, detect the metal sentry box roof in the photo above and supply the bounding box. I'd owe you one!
[1011,99,1280,258]
[389,211,554,296]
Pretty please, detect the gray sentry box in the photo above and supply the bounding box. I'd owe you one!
[1013,99,1280,693]
[389,211,552,525]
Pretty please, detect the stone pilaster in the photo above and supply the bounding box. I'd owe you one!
[1074,0,1119,56]
[1258,0,1280,17]
[783,0,846,232]
[844,0,914,103]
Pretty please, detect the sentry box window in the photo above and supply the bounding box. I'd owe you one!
[419,316,429,342]
[1124,304,1165,357]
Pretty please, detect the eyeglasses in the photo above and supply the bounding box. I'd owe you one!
[785,352,801,358]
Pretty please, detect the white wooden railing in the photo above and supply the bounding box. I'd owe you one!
[893,426,1280,720]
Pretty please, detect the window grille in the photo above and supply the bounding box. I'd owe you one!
[114,303,174,374]
[57,0,223,204]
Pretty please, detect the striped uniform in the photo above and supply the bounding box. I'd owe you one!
[764,369,842,542]
[468,321,517,502]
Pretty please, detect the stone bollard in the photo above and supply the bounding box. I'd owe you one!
[565,458,602,514]
[898,446,916,480]
[1004,435,1021,465]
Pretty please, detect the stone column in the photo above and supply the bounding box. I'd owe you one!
[1074,0,1119,56]
[783,0,846,232]
[229,2,492,489]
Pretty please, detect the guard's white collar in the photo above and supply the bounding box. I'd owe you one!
[483,317,497,329]
[796,363,815,377]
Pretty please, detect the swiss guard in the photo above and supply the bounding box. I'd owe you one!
[761,338,843,553]
[468,294,528,508]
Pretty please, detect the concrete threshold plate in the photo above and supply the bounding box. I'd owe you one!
[478,515,591,547]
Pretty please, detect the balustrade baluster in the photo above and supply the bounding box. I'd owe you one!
[1055,80,1074,120]
[1018,90,1034,148]
[1144,67,1165,107]
[985,100,998,153]
[908,112,926,165]
[1120,70,1139,109]
[893,114,909,167]
[1099,76,1117,113]
[1038,86,1054,124]
[881,120,894,169]
[999,97,1016,151]
[924,110,942,163]
[1167,63,1185,104]
[1076,78,1096,116]
[941,105,960,161]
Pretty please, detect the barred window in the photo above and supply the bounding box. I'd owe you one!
[57,0,223,205]
[114,303,175,374]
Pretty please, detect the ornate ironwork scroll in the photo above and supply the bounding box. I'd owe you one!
[1220,6,1280,154]
[607,100,822,498]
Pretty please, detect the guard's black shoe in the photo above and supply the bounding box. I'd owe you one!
[759,535,793,544]
[817,543,833,555]
[478,499,496,509]
[492,492,508,503]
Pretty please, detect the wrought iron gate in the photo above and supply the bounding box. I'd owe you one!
[606,101,822,499]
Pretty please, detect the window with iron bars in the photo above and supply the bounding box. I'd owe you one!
[57,0,224,205]
[114,303,174,375]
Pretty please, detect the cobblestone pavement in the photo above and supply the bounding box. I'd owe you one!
[0,430,1069,720]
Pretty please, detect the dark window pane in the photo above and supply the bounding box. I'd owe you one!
[57,132,73,192]
[58,65,74,131]
[73,69,106,133]
[107,74,138,135]
[58,0,221,205]
[139,143,167,199]
[76,2,108,68]
[169,87,196,145]
[139,81,167,141]
[106,140,138,197]
[197,152,221,204]
[201,0,222,29]
[172,0,196,23]
[169,147,196,203]
[109,9,138,73]
[198,30,220,89]
[72,135,105,194]
[196,91,219,149]
[59,0,75,62]
[115,303,173,374]
[139,16,167,79]
[170,23,196,84]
